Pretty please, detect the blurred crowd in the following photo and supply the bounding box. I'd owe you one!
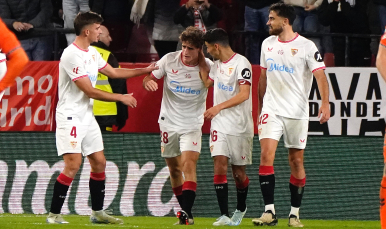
[0,0,384,67]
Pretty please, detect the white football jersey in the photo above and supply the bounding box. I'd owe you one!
[209,53,254,137]
[260,34,325,119]
[0,52,6,81]
[151,51,212,131]
[56,43,107,125]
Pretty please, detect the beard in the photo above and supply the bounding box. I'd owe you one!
[269,26,283,36]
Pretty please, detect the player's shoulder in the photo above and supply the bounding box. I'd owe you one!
[234,54,251,67]
[164,50,181,61]
[205,57,214,66]
[296,35,316,47]
[262,35,277,44]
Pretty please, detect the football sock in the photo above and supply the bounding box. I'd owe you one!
[182,181,197,219]
[172,185,184,210]
[265,204,275,215]
[50,173,73,214]
[235,176,249,212]
[89,172,106,211]
[290,206,300,217]
[259,166,275,206]
[214,174,229,217]
[289,175,306,208]
[380,176,386,228]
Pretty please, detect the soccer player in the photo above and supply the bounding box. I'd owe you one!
[0,17,29,98]
[143,26,212,225]
[46,11,158,224]
[200,28,253,226]
[377,27,386,229]
[252,3,330,227]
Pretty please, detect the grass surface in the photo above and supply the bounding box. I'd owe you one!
[0,214,380,229]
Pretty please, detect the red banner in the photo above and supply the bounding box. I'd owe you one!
[0,62,260,133]
[0,62,58,131]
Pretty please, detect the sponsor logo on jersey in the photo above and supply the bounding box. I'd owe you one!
[88,71,98,82]
[241,156,245,160]
[241,68,251,79]
[185,73,191,78]
[291,49,298,56]
[266,58,294,73]
[268,47,273,52]
[169,81,201,95]
[229,68,234,75]
[278,50,284,55]
[193,142,197,146]
[300,139,305,143]
[314,51,323,62]
[217,82,234,92]
[172,69,178,74]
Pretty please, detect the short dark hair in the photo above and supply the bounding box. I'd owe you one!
[74,11,103,36]
[202,28,229,47]
[269,3,296,25]
[179,26,205,48]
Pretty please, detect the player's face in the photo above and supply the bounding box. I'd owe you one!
[205,42,219,60]
[181,41,200,65]
[87,23,102,43]
[267,11,284,36]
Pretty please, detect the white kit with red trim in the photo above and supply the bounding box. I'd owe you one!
[56,43,107,125]
[151,50,212,131]
[209,53,254,137]
[260,33,326,119]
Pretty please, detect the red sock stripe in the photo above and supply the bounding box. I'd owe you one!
[236,176,249,189]
[90,172,106,181]
[259,166,274,175]
[214,175,227,184]
[57,173,73,186]
[290,175,306,187]
[172,185,183,196]
[182,181,197,192]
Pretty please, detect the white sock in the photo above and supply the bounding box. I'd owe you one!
[265,204,275,215]
[289,206,300,217]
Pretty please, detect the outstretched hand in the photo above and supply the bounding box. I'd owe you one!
[121,93,137,108]
[146,62,159,72]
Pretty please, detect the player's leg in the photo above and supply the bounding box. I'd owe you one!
[165,156,184,209]
[85,119,122,224]
[47,153,82,224]
[253,111,281,226]
[284,117,308,227]
[380,132,386,228]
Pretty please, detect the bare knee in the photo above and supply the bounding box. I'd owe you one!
[168,166,182,180]
[289,156,303,169]
[64,161,81,177]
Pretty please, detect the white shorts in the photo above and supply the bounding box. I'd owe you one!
[56,117,104,156]
[209,130,253,166]
[159,124,202,158]
[258,111,308,149]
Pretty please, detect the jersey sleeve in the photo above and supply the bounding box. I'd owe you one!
[237,57,252,85]
[260,39,267,69]
[0,52,7,81]
[381,27,386,47]
[61,52,89,81]
[97,50,107,71]
[208,61,217,81]
[151,54,167,79]
[305,42,325,73]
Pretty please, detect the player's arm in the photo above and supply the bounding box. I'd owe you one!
[204,83,250,120]
[198,50,213,88]
[377,43,386,82]
[100,62,158,79]
[258,68,267,116]
[74,77,137,107]
[0,19,29,92]
[142,73,158,91]
[313,69,330,124]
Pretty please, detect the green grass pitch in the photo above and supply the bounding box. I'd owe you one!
[0,214,380,229]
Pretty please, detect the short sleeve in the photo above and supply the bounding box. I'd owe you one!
[260,40,267,69]
[305,42,325,73]
[237,57,252,85]
[97,51,107,71]
[151,54,167,79]
[61,52,89,81]
[208,61,217,81]
[0,52,7,80]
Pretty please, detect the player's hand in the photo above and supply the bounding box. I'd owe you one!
[145,63,159,73]
[144,79,158,91]
[304,4,316,11]
[204,106,221,120]
[318,103,330,124]
[121,93,137,108]
[13,22,26,32]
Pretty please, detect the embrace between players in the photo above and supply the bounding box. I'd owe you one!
[47,3,331,227]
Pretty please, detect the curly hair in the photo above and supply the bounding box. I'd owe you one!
[179,26,205,48]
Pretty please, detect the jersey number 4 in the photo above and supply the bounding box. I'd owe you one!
[70,126,77,138]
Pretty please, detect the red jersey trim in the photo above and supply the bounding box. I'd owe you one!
[98,63,107,71]
[223,53,237,64]
[180,53,198,67]
[208,75,214,81]
[0,59,6,63]
[278,33,299,43]
[312,66,326,73]
[72,75,88,81]
[260,66,267,70]
[238,80,251,86]
[72,43,89,52]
